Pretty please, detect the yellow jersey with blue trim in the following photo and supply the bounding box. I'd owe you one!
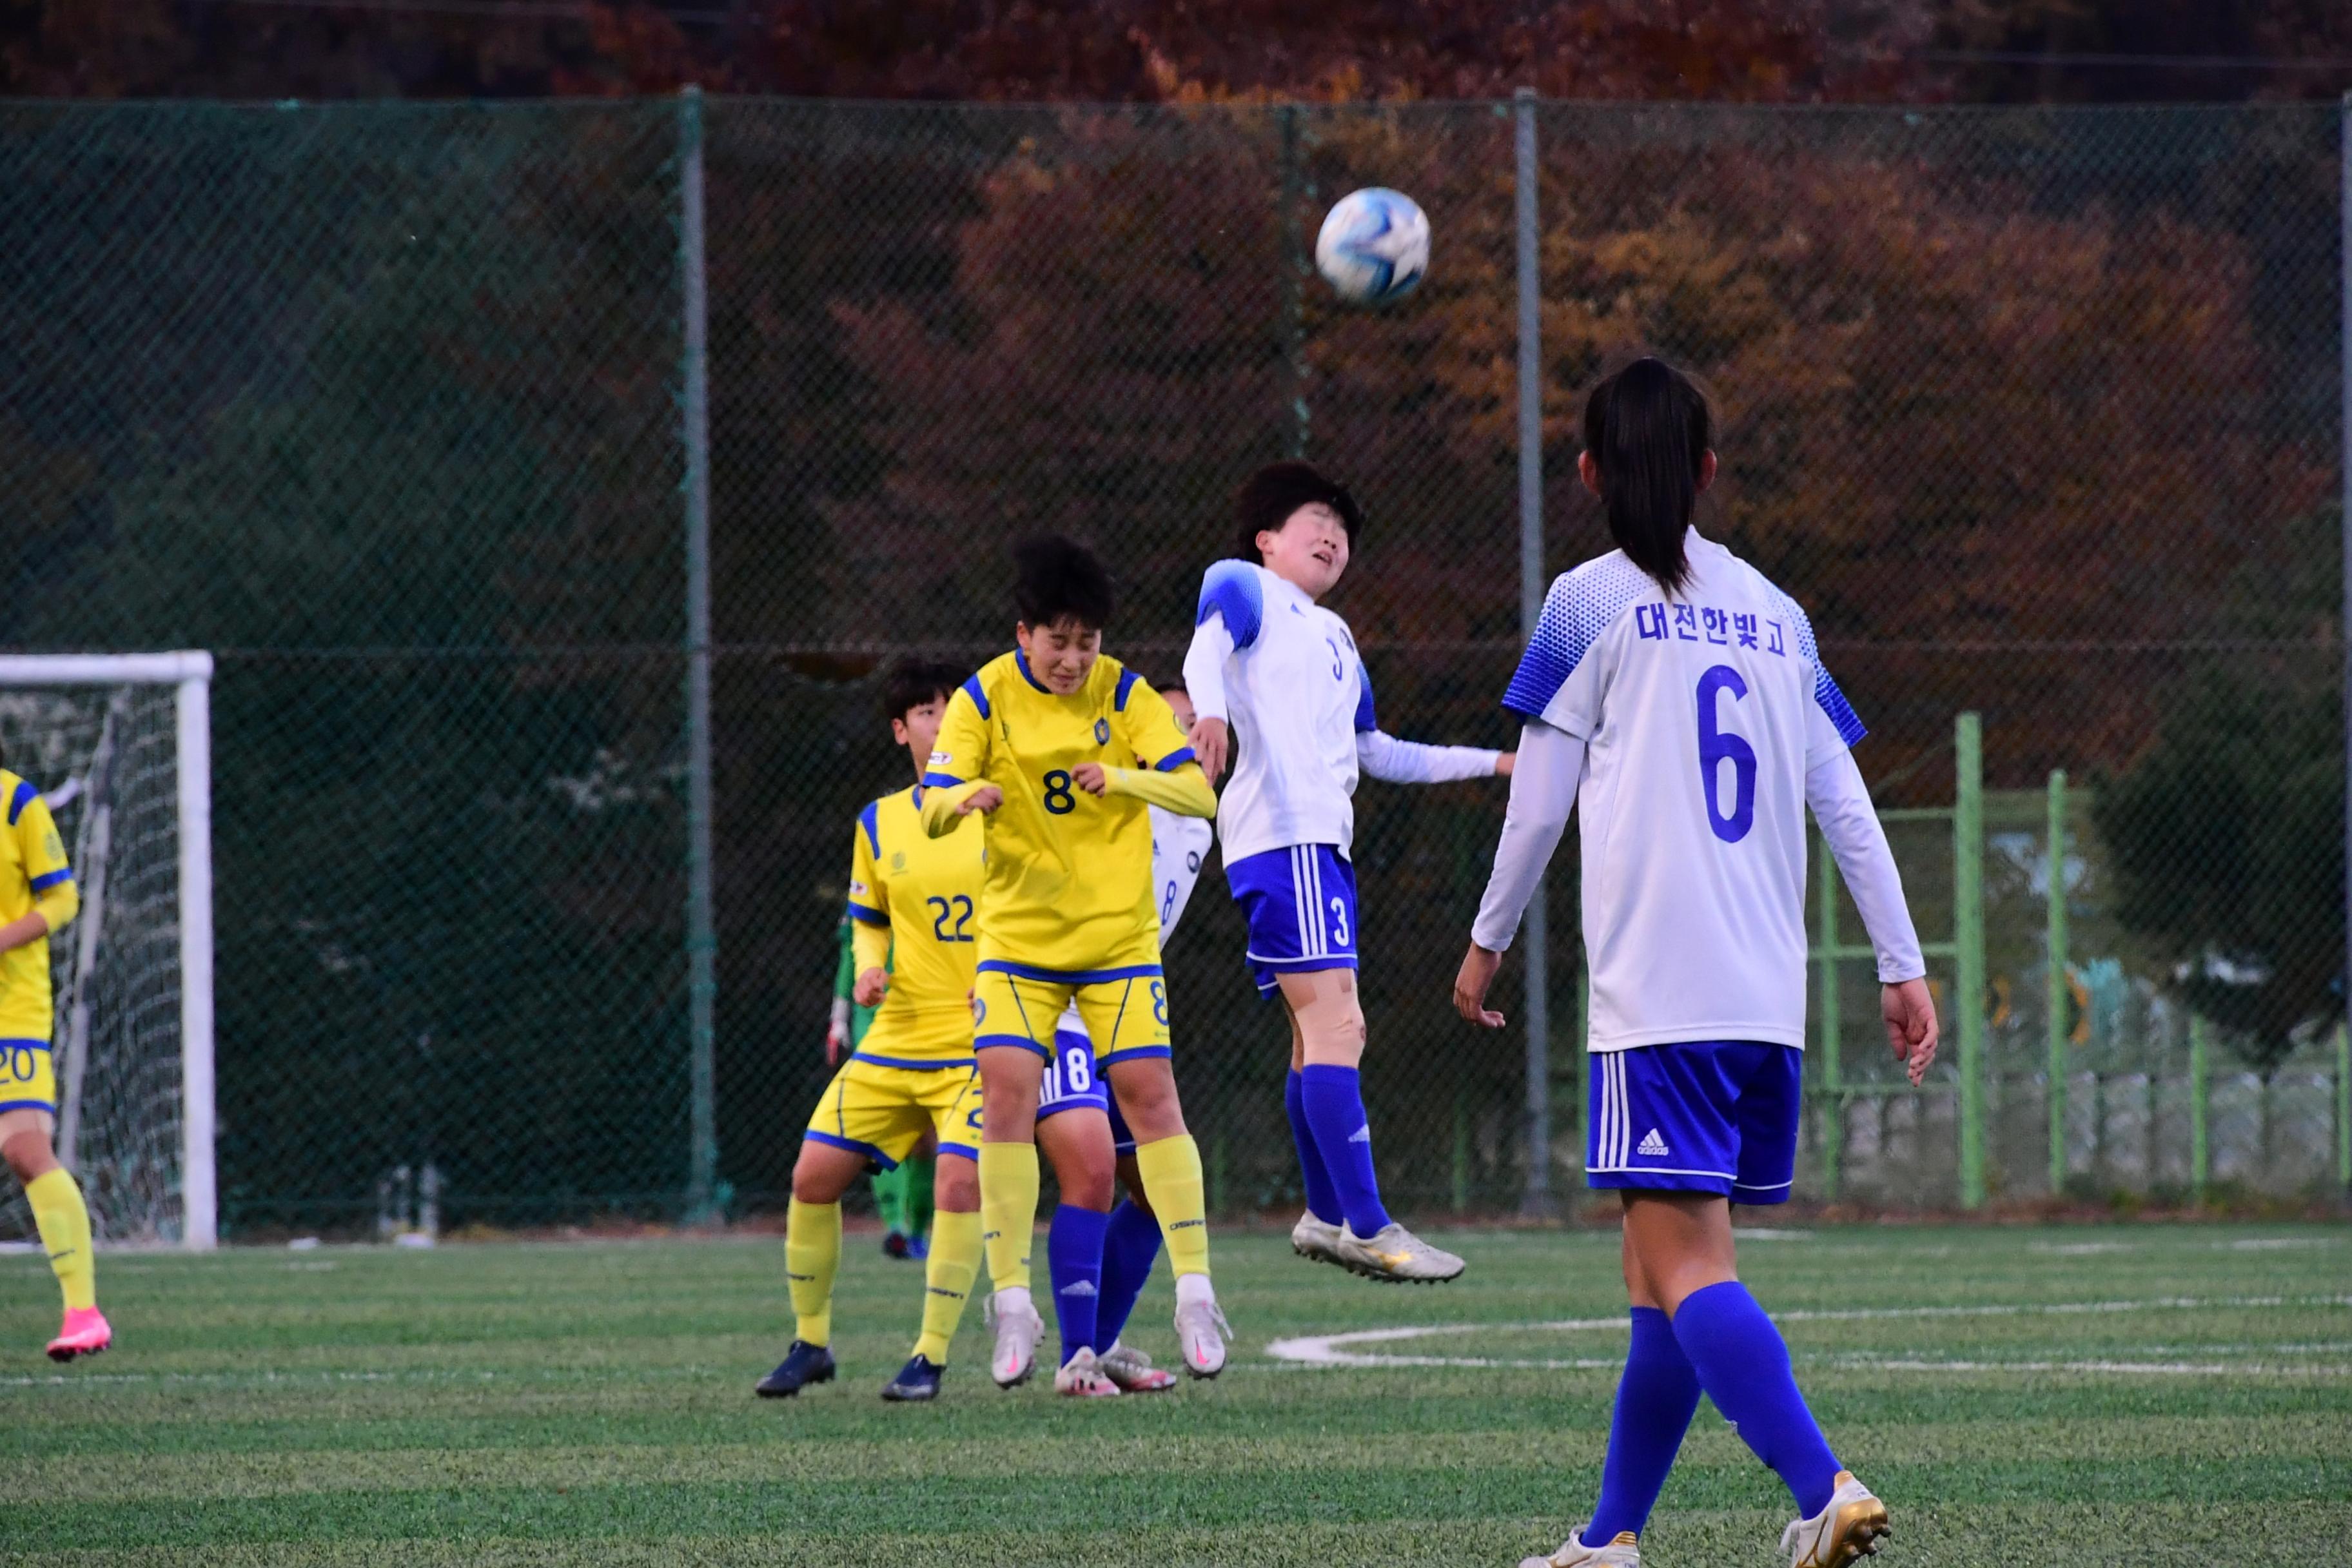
[0,771,74,1041]
[847,784,984,1066]
[922,651,1200,976]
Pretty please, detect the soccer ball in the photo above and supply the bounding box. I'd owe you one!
[1314,188,1430,306]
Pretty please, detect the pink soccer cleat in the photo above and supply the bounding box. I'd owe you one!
[46,1306,111,1363]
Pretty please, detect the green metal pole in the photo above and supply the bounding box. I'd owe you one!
[2335,1022,2349,1194]
[679,87,719,1224]
[1955,712,1986,1209]
[2045,769,2068,1195]
[1816,825,1843,1200]
[2189,1012,2210,1202]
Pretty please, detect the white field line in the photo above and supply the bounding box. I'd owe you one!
[1264,1294,2352,1376]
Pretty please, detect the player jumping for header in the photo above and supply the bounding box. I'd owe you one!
[1456,359,1936,1568]
[1183,462,1511,1284]
[921,536,1231,1382]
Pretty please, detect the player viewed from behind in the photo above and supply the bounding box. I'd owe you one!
[759,660,989,1404]
[1030,677,1217,1394]
[920,536,1232,1381]
[1455,359,1937,1568]
[1184,462,1510,1284]
[0,751,103,1360]
[825,914,936,1261]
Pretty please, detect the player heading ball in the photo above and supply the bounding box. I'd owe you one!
[919,535,1233,1382]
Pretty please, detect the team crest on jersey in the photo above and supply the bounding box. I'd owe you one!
[1093,718,1110,745]
[890,852,906,871]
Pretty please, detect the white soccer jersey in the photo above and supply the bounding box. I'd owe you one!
[1489,533,1879,1053]
[1057,805,1215,1036]
[1183,560,1497,865]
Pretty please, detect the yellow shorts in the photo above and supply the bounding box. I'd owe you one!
[972,960,1171,1069]
[0,1038,55,1115]
[804,1057,983,1168]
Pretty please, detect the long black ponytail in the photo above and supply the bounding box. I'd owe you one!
[1582,357,1711,596]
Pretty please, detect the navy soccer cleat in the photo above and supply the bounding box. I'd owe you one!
[880,1354,945,1402]
[754,1340,837,1398]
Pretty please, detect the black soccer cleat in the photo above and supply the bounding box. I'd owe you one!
[754,1340,837,1398]
[881,1229,914,1260]
[880,1353,945,1402]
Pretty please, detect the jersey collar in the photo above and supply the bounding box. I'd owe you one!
[1014,649,1055,694]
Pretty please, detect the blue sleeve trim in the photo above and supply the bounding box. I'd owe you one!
[857,800,881,858]
[1153,747,1197,773]
[1195,560,1264,650]
[1500,569,1626,721]
[1113,667,1140,710]
[28,869,72,894]
[847,901,889,926]
[6,781,34,827]
[1353,665,1378,733]
[921,772,965,790]
[1815,672,1868,747]
[959,674,990,721]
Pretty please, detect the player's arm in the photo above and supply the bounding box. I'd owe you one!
[0,793,74,956]
[1079,674,1215,818]
[1805,744,1936,1086]
[1182,561,1262,784]
[917,684,1004,836]
[1353,663,1509,781]
[1455,719,1585,1026]
[846,808,892,1011]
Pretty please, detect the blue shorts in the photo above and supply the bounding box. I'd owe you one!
[1226,844,1358,997]
[1587,1041,1801,1204]
[1037,1029,1137,1155]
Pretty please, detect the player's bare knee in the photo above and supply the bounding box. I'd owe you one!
[789,1144,857,1205]
[1104,1061,1183,1140]
[934,1154,980,1211]
[0,1124,57,1186]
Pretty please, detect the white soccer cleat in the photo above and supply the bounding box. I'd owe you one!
[1097,1340,1177,1392]
[1290,1210,1347,1268]
[1171,1277,1230,1379]
[1337,1220,1465,1283]
[986,1288,1044,1389]
[1052,1346,1124,1398]
[1779,1471,1890,1568]
[1518,1522,1642,1568]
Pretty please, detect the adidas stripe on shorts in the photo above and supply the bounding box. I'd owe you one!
[1224,843,1358,997]
[1585,1041,1802,1203]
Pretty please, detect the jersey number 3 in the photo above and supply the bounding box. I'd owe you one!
[1696,665,1756,843]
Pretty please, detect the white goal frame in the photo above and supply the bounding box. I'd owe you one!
[0,652,215,1250]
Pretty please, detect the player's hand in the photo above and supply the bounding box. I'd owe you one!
[1883,977,1938,1087]
[854,966,890,1008]
[825,1017,849,1066]
[1495,752,1516,777]
[1453,943,1507,1028]
[1071,762,1109,796]
[957,784,1004,816]
[1190,715,1230,785]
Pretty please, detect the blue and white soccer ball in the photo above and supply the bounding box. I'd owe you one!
[1315,188,1430,306]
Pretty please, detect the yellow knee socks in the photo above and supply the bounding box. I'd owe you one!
[784,1197,841,1347]
[977,1142,1039,1293]
[912,1207,983,1364]
[1133,1133,1210,1279]
[26,1168,95,1312]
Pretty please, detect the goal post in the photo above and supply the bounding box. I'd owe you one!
[0,652,215,1250]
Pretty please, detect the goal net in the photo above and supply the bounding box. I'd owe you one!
[0,654,214,1249]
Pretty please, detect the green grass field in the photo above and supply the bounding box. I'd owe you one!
[3,1222,2347,1565]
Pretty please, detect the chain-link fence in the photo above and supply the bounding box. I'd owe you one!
[0,97,2344,1235]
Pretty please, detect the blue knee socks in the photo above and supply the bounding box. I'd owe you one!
[1046,1203,1108,1366]
[1582,1307,1702,1544]
[1299,1063,1391,1236]
[1284,1068,1344,1225]
[1093,1199,1162,1349]
[1671,1280,1841,1517]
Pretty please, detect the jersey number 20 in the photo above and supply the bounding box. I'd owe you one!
[1696,665,1756,843]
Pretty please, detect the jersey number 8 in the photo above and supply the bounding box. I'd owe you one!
[1042,769,1077,814]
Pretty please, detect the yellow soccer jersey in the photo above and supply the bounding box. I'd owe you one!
[0,772,74,1041]
[921,652,1202,975]
[847,784,985,1066]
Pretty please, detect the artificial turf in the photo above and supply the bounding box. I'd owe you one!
[3,1221,2346,1565]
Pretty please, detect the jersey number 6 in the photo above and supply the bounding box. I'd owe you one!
[1696,665,1756,844]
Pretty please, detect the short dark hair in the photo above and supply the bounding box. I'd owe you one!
[1233,461,1364,564]
[1582,357,1711,596]
[1012,534,1115,630]
[881,658,966,725]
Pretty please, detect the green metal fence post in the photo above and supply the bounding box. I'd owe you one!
[1955,712,1986,1209]
[1816,826,1843,1201]
[2045,769,2068,1195]
[2190,1012,2211,1202]
[678,86,719,1225]
[2336,1022,2349,1195]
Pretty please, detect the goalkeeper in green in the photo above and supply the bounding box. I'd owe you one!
[829,913,934,1258]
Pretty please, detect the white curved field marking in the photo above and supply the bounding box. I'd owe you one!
[1264,1293,2352,1374]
